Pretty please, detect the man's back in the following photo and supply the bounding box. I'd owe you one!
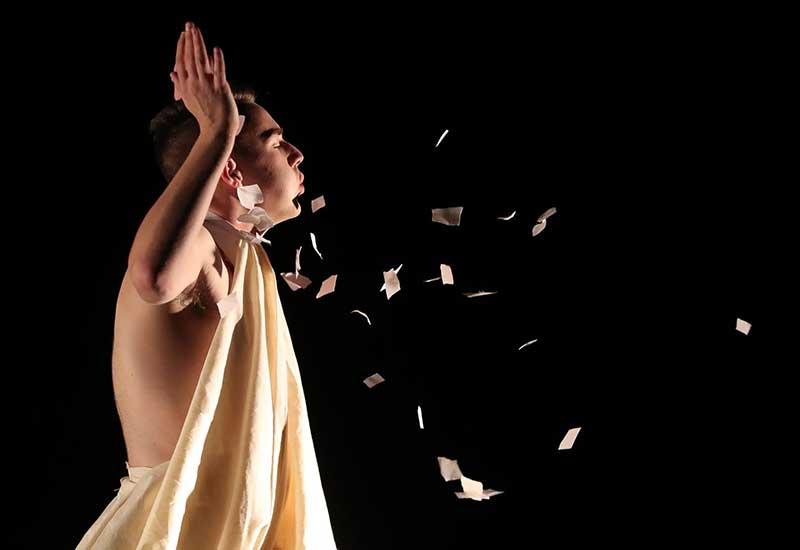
[112,226,233,468]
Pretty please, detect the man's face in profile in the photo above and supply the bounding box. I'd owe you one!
[234,103,305,223]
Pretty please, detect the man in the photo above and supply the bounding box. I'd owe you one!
[78,22,336,549]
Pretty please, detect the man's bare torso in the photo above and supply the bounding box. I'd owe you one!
[112,225,234,468]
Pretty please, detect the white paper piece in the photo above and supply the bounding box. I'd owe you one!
[463,291,498,298]
[239,229,271,246]
[382,271,401,299]
[295,246,302,276]
[310,232,323,260]
[437,457,463,482]
[311,195,326,213]
[216,291,241,319]
[440,264,454,285]
[531,219,547,236]
[736,318,752,335]
[316,274,337,299]
[558,427,582,450]
[417,406,424,429]
[237,207,274,232]
[237,184,264,210]
[380,264,403,299]
[363,373,385,389]
[518,339,538,351]
[424,277,442,283]
[350,309,372,325]
[235,115,246,136]
[281,272,312,291]
[432,207,463,226]
[460,476,484,498]
[498,210,517,221]
[537,207,557,222]
[435,129,449,148]
[455,489,504,501]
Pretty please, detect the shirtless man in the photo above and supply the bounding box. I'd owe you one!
[115,21,305,469]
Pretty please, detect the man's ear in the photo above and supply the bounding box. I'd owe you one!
[220,158,244,189]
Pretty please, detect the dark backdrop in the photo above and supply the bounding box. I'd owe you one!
[6,8,789,548]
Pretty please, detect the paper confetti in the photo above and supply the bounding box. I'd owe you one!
[418,406,424,429]
[424,277,442,283]
[463,291,498,298]
[311,195,326,213]
[237,207,274,232]
[237,184,264,210]
[432,207,464,226]
[558,427,582,450]
[363,373,385,389]
[235,115,246,136]
[239,229,271,246]
[537,207,557,222]
[437,457,463,482]
[498,210,517,221]
[281,272,312,291]
[736,318,752,335]
[531,220,547,236]
[310,232,323,260]
[455,489,505,501]
[350,310,372,325]
[316,274,337,299]
[380,264,403,299]
[295,246,302,276]
[216,291,241,319]
[460,476,484,499]
[440,264,454,285]
[435,129,449,148]
[518,339,538,351]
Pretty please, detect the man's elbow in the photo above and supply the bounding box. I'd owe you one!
[129,261,174,305]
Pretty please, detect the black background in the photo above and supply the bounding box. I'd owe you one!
[5,8,790,548]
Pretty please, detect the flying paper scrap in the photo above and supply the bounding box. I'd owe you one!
[380,264,403,299]
[310,232,323,260]
[558,427,582,450]
[435,129,449,148]
[736,318,752,335]
[518,339,538,351]
[281,272,312,291]
[432,207,463,226]
[463,291,498,298]
[440,264,454,285]
[363,373,385,389]
[350,310,372,325]
[316,274,337,299]
[498,211,517,221]
[437,457,463,482]
[311,195,326,213]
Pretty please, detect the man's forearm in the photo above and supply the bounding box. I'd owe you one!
[128,129,234,289]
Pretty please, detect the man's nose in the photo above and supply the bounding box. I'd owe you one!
[287,141,304,167]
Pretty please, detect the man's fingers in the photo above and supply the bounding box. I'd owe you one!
[174,31,186,76]
[212,47,221,89]
[184,25,198,79]
[194,27,212,74]
[217,47,227,85]
[192,27,207,77]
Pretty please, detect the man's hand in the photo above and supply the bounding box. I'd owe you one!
[170,22,239,139]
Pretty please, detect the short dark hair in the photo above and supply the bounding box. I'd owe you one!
[149,88,257,182]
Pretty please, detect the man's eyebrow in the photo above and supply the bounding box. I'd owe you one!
[260,127,284,139]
